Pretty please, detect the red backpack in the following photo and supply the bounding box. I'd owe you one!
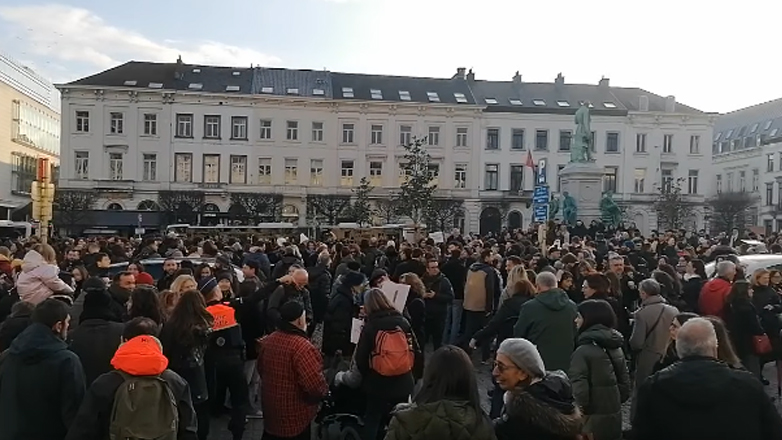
[370,327,414,376]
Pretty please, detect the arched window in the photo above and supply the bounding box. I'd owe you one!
[106,203,123,211]
[136,200,159,211]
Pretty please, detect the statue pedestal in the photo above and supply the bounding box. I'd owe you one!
[559,162,604,225]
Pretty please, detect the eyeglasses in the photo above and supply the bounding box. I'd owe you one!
[492,361,518,373]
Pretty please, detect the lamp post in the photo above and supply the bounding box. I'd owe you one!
[31,158,55,244]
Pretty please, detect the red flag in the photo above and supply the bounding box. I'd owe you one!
[525,150,535,169]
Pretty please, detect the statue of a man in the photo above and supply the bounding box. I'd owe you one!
[549,195,560,219]
[600,191,622,227]
[562,192,577,225]
[570,103,593,163]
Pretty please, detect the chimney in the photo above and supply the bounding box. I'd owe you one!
[639,95,649,112]
[466,68,475,82]
[176,55,183,65]
[665,95,676,113]
[512,71,522,84]
[598,77,610,88]
[555,72,564,86]
[454,67,466,80]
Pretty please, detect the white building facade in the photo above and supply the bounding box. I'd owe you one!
[57,61,713,234]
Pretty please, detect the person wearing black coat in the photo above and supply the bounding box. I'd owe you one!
[440,251,468,344]
[751,271,782,364]
[0,300,33,351]
[724,281,766,379]
[322,271,363,358]
[307,254,333,336]
[0,299,86,440]
[271,248,302,280]
[67,289,124,386]
[681,274,704,313]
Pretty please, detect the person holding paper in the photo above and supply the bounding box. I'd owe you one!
[323,271,365,359]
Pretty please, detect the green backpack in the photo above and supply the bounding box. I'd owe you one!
[109,372,179,440]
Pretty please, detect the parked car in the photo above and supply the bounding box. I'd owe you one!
[109,258,244,282]
[704,254,782,279]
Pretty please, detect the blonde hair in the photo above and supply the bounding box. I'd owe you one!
[364,288,396,315]
[32,244,57,264]
[506,265,528,288]
[400,272,426,296]
[751,268,770,286]
[170,275,197,294]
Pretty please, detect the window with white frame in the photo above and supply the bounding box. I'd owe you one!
[143,114,157,136]
[427,163,440,186]
[109,152,123,180]
[258,158,272,184]
[76,111,90,133]
[662,169,674,190]
[369,161,383,187]
[663,134,673,153]
[370,125,383,145]
[75,151,89,180]
[230,155,247,184]
[739,170,746,192]
[606,132,620,152]
[284,158,298,184]
[689,135,700,154]
[456,127,468,147]
[484,164,499,190]
[558,130,572,151]
[175,153,192,182]
[203,154,220,183]
[399,125,412,146]
[110,112,124,134]
[535,130,548,151]
[231,116,248,140]
[716,174,722,193]
[636,133,647,153]
[260,120,272,140]
[634,168,646,193]
[752,169,759,192]
[487,128,500,150]
[726,172,734,192]
[310,159,324,186]
[342,123,355,144]
[340,160,354,186]
[286,121,298,141]
[142,154,157,181]
[688,170,699,194]
[312,122,324,142]
[428,126,440,146]
[176,114,193,138]
[603,166,618,192]
[204,115,221,139]
[398,163,411,186]
[454,163,467,189]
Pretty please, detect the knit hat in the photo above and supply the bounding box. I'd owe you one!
[342,271,367,288]
[279,301,304,323]
[497,338,546,378]
[197,277,218,296]
[135,272,155,286]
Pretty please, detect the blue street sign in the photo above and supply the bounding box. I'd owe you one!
[537,158,548,185]
[534,205,548,222]
[533,186,550,204]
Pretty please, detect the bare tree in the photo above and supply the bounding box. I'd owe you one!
[307,194,351,225]
[53,189,97,232]
[708,191,757,233]
[424,199,465,232]
[374,198,400,225]
[230,192,284,223]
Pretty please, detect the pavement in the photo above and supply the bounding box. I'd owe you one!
[206,332,782,440]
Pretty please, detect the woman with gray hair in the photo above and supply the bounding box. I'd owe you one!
[492,338,583,440]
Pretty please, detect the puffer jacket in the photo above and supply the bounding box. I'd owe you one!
[17,250,73,305]
[384,400,496,440]
[569,325,631,440]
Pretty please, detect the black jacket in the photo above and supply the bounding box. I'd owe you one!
[65,369,198,440]
[422,273,454,316]
[0,311,31,351]
[307,263,332,324]
[494,373,583,440]
[160,325,210,404]
[392,259,426,282]
[634,356,782,440]
[724,297,765,359]
[233,283,266,360]
[107,284,131,322]
[68,318,124,386]
[322,284,357,357]
[440,257,467,301]
[472,293,531,347]
[0,323,86,440]
[271,255,302,280]
[354,309,422,400]
[752,284,782,360]
[681,275,704,313]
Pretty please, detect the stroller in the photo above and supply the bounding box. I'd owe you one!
[316,352,366,440]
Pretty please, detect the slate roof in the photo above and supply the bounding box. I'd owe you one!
[62,61,705,115]
[329,72,476,105]
[714,97,782,145]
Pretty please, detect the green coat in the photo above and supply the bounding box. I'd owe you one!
[569,325,632,440]
[384,400,496,440]
[513,288,578,372]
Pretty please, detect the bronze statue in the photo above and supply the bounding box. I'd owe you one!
[549,194,560,219]
[570,103,593,163]
[600,191,622,227]
[562,192,577,225]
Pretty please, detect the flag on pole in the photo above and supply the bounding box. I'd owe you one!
[525,150,535,169]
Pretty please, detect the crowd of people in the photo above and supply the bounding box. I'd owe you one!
[0,222,781,440]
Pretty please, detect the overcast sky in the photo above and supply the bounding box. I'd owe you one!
[2,0,780,114]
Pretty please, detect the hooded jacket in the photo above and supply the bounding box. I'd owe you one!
[384,400,495,440]
[65,335,198,440]
[0,323,86,440]
[17,250,74,305]
[698,277,732,318]
[513,288,578,372]
[569,325,631,440]
[67,291,124,386]
[464,262,498,313]
[633,356,782,440]
[494,372,583,440]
